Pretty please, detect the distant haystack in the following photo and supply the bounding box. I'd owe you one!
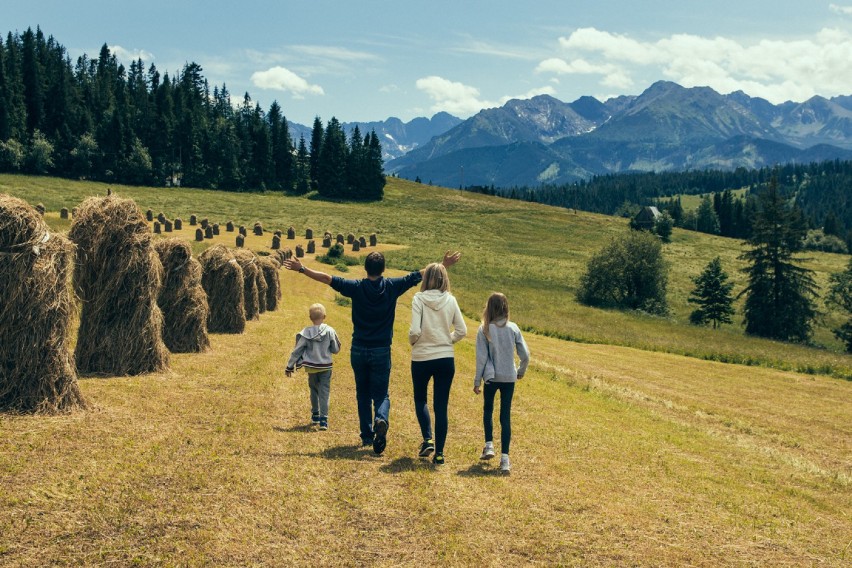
[0,194,86,413]
[256,262,268,314]
[306,228,313,239]
[259,257,282,312]
[69,195,170,376]
[232,249,261,321]
[60,207,69,219]
[199,244,246,334]
[154,239,210,353]
[370,233,377,246]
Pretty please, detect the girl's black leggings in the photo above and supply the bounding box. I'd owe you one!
[411,357,455,454]
[483,381,515,454]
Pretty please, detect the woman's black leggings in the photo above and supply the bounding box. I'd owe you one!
[483,381,515,454]
[411,358,455,454]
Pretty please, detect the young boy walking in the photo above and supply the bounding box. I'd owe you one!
[286,303,342,430]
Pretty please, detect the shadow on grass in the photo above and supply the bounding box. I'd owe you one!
[272,424,314,433]
[456,462,500,477]
[379,456,424,474]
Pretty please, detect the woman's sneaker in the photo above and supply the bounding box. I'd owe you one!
[419,439,435,457]
[480,442,496,460]
[499,454,511,475]
[432,453,445,466]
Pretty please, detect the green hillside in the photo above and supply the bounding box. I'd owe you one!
[2,174,851,565]
[2,174,849,378]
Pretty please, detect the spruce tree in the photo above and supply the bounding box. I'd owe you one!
[826,259,852,352]
[316,117,347,198]
[688,257,735,328]
[293,134,310,195]
[309,116,323,190]
[740,177,819,342]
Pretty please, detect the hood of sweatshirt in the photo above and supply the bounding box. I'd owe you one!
[300,323,332,341]
[418,289,452,311]
[361,277,389,305]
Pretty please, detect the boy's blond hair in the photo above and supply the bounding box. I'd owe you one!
[309,303,326,323]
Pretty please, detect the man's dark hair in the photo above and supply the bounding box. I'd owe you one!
[364,251,385,276]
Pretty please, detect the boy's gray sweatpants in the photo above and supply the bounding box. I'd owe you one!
[308,370,332,417]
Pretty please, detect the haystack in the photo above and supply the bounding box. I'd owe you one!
[198,244,246,334]
[201,218,209,229]
[190,214,197,226]
[232,249,261,321]
[306,228,313,239]
[239,225,247,237]
[287,227,295,239]
[256,263,268,314]
[359,236,366,247]
[146,209,154,221]
[68,195,170,376]
[164,219,173,232]
[60,207,69,219]
[307,240,316,254]
[35,203,45,215]
[254,222,263,236]
[226,221,234,232]
[204,226,213,239]
[154,239,210,353]
[213,223,220,235]
[295,244,304,258]
[271,234,281,249]
[154,221,161,234]
[370,233,377,246]
[352,240,360,252]
[322,236,331,248]
[0,194,86,413]
[259,257,282,312]
[195,228,204,242]
[336,234,344,244]
[174,218,183,230]
[347,233,355,244]
[236,234,245,247]
[157,212,166,224]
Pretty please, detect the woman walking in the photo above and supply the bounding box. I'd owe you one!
[473,292,530,475]
[409,263,467,466]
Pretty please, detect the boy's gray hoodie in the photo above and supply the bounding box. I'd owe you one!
[474,318,530,387]
[285,323,341,372]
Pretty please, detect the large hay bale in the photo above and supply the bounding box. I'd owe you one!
[259,257,282,312]
[68,195,170,376]
[198,244,246,334]
[195,228,204,242]
[232,249,261,321]
[271,234,281,250]
[154,239,210,353]
[236,234,245,247]
[174,218,182,230]
[0,195,86,413]
[370,233,377,246]
[60,207,69,219]
[307,240,316,254]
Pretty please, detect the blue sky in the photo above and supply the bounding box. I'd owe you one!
[7,1,852,125]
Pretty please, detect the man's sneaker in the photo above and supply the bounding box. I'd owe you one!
[373,419,388,455]
[432,453,445,466]
[361,437,373,447]
[319,417,328,431]
[311,413,320,425]
[480,442,496,460]
[499,453,511,475]
[419,439,435,457]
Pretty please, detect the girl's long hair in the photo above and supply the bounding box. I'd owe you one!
[421,262,450,292]
[481,292,509,341]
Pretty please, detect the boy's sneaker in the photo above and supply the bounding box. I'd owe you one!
[432,453,445,466]
[373,419,388,455]
[311,413,320,425]
[480,442,496,460]
[319,417,328,431]
[419,439,435,457]
[499,453,511,475]
[361,437,373,447]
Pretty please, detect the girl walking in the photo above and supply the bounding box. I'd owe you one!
[409,263,467,466]
[473,292,530,475]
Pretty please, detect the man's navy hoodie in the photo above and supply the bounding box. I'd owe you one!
[331,271,422,348]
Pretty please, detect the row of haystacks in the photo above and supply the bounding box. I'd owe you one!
[0,194,86,413]
[1,194,287,414]
[69,196,171,376]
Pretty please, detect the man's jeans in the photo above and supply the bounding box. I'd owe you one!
[350,345,392,441]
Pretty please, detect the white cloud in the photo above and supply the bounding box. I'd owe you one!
[109,45,154,63]
[415,76,554,116]
[250,66,324,98]
[379,84,401,94]
[537,26,852,103]
[829,3,852,15]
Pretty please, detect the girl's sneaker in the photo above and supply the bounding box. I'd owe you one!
[480,442,496,460]
[432,453,445,466]
[311,413,320,425]
[499,453,511,475]
[419,439,435,457]
[319,417,328,431]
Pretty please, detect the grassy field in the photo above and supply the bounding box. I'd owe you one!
[2,174,850,378]
[1,175,851,565]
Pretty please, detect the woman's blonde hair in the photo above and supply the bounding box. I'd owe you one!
[421,263,450,293]
[481,292,509,341]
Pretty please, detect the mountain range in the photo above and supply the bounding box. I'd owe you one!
[384,81,852,188]
[288,112,463,161]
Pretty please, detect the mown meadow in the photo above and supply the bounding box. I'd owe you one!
[0,174,850,565]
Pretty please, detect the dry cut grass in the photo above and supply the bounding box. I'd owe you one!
[1,255,850,566]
